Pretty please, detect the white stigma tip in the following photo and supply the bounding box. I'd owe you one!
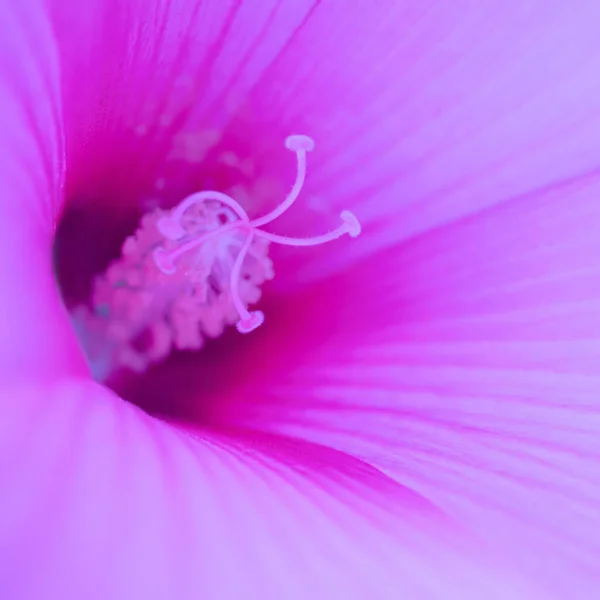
[153,247,177,274]
[340,210,361,237]
[236,310,265,334]
[285,135,315,153]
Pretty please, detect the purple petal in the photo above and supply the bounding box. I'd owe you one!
[0,379,543,599]
[216,174,600,595]
[0,1,87,380]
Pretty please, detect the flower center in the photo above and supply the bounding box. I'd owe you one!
[69,135,360,382]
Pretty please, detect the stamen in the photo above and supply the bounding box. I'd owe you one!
[153,135,360,334]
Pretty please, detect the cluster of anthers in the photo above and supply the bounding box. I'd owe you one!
[74,135,361,376]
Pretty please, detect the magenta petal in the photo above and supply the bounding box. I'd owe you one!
[0,2,87,381]
[218,174,600,596]
[260,2,600,285]
[47,0,330,212]
[0,379,544,599]
[48,1,600,280]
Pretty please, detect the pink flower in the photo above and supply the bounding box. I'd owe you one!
[1,1,600,598]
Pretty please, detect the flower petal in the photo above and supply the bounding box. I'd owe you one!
[213,173,600,596]
[257,1,600,285]
[0,1,87,381]
[47,0,323,206]
[0,378,542,599]
[44,1,600,285]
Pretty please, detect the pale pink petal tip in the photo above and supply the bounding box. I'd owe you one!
[236,310,265,334]
[341,210,361,237]
[152,247,176,274]
[285,134,315,152]
[156,216,185,240]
